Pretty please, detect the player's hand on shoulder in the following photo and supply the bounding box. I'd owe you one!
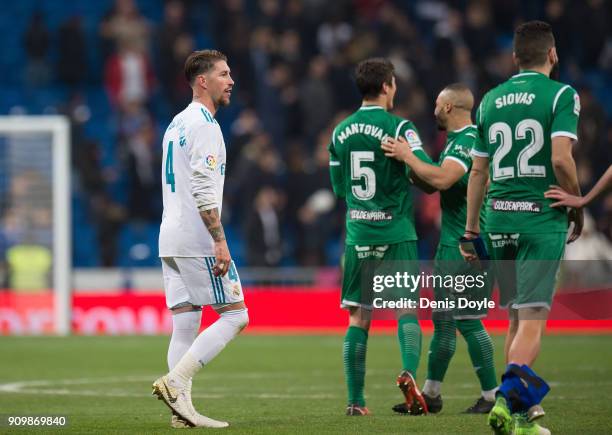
[213,240,231,276]
[381,137,412,162]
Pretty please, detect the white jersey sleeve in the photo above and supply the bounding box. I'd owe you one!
[189,122,221,211]
[159,102,227,257]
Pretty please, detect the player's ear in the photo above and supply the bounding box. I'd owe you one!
[512,51,519,68]
[381,82,389,95]
[197,74,207,90]
[549,47,558,66]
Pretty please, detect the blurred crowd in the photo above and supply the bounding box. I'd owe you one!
[13,0,612,268]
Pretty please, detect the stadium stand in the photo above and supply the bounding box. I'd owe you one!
[0,0,610,269]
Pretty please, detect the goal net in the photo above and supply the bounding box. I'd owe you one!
[0,116,71,335]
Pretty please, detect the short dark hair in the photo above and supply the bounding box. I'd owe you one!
[442,82,474,110]
[184,50,228,85]
[513,21,555,69]
[443,82,471,94]
[355,58,395,99]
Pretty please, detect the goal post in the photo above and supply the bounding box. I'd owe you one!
[0,116,71,335]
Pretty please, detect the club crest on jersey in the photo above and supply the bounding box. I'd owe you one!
[404,129,422,147]
[573,93,581,115]
[205,155,217,170]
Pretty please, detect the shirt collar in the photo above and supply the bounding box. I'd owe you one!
[511,70,546,79]
[451,124,476,133]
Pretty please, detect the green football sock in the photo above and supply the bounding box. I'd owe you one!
[457,319,497,392]
[343,326,368,406]
[427,315,457,382]
[397,314,422,375]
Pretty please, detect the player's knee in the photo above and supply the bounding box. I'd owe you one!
[170,308,202,335]
[348,306,372,330]
[350,318,370,330]
[349,314,370,330]
[238,309,249,331]
[221,308,249,333]
[456,318,483,336]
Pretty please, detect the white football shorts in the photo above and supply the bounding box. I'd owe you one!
[161,257,244,309]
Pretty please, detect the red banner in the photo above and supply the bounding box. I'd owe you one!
[1,288,612,335]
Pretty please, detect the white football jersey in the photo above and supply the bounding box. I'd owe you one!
[159,102,226,257]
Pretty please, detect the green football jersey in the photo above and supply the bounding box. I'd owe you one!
[438,125,481,246]
[473,70,580,233]
[328,105,427,245]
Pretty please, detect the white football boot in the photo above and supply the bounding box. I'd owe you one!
[153,375,229,428]
[170,380,193,428]
[171,412,192,429]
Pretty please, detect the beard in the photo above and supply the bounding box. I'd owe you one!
[215,93,231,107]
[435,116,446,131]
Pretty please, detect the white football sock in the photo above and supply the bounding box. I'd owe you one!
[168,309,249,386]
[482,387,497,402]
[167,310,202,370]
[190,309,249,365]
[423,379,442,397]
[168,352,201,387]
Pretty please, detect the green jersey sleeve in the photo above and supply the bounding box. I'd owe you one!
[443,134,474,173]
[472,102,489,157]
[413,148,434,164]
[396,120,433,172]
[397,120,424,151]
[551,86,580,141]
[327,140,345,199]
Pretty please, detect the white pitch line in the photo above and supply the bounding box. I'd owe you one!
[0,371,307,391]
[1,376,608,401]
[0,376,476,400]
[0,376,337,399]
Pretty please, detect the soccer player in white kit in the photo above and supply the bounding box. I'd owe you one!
[152,50,249,429]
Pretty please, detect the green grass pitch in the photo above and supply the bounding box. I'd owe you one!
[1,334,611,434]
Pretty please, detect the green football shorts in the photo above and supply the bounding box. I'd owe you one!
[341,241,419,310]
[432,244,494,319]
[488,232,566,310]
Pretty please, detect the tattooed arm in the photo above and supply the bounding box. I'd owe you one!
[189,124,231,275]
[200,208,226,242]
[199,208,230,276]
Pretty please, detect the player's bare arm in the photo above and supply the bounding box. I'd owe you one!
[382,137,465,191]
[200,208,226,242]
[409,172,437,194]
[200,207,230,276]
[551,136,583,243]
[380,137,435,193]
[460,155,488,262]
[545,164,612,209]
